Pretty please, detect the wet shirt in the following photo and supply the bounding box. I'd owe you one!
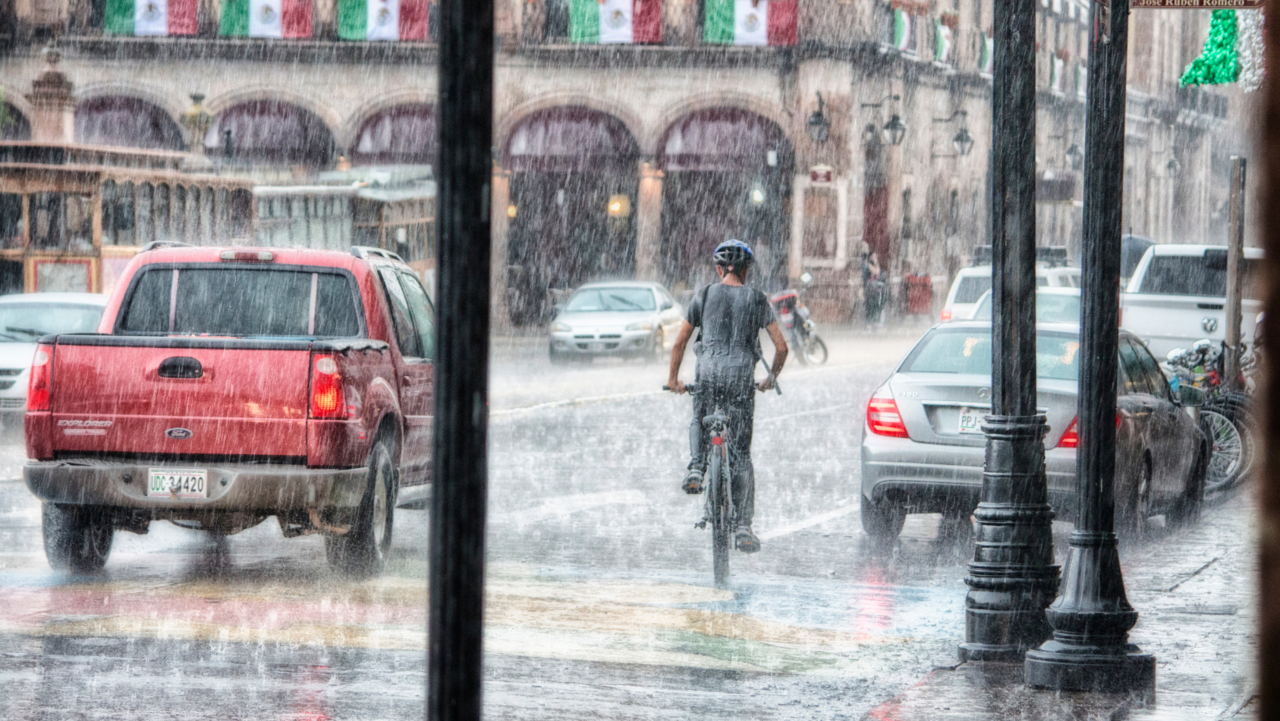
[687,283,773,372]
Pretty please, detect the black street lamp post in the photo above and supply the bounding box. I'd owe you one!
[958,0,1060,663]
[1024,0,1155,692]
[429,0,493,718]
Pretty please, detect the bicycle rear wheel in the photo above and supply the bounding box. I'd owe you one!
[709,446,731,588]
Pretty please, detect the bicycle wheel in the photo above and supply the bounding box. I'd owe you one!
[1200,406,1245,493]
[709,446,731,588]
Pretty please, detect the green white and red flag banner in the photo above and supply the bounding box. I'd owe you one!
[219,0,313,38]
[704,0,797,46]
[570,0,661,44]
[104,0,197,35]
[980,35,993,73]
[933,18,952,62]
[338,0,428,40]
[892,9,912,52]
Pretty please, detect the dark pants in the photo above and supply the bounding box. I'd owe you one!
[689,365,756,528]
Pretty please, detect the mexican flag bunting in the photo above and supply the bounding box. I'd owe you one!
[704,0,797,47]
[1180,8,1265,92]
[104,0,197,35]
[892,9,912,52]
[979,35,993,74]
[933,18,952,62]
[570,0,661,44]
[338,0,428,40]
[219,0,313,38]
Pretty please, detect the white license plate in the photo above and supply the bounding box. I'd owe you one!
[147,468,208,499]
[958,408,983,435]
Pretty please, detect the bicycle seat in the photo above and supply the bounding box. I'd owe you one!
[702,413,730,428]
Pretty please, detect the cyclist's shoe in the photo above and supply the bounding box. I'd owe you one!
[682,469,705,495]
[735,526,761,554]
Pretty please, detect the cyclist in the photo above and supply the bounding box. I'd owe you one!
[666,239,789,554]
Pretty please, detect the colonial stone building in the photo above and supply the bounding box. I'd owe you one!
[0,0,1248,323]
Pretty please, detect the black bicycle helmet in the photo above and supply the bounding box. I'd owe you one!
[713,239,754,267]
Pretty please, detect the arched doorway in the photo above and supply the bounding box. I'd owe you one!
[863,124,890,267]
[351,104,436,166]
[205,100,334,168]
[504,106,640,325]
[658,108,793,293]
[75,96,184,150]
[1,103,31,140]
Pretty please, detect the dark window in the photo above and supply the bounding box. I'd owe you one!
[379,269,423,358]
[397,270,436,361]
[1138,253,1260,299]
[0,194,22,248]
[119,267,360,337]
[1120,337,1169,399]
[953,275,992,304]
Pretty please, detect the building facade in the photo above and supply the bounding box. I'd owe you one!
[0,0,1248,323]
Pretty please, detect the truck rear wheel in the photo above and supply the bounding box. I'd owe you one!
[43,503,113,573]
[326,438,397,577]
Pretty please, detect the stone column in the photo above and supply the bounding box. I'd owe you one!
[789,173,808,280]
[25,47,75,144]
[490,166,512,329]
[634,159,663,281]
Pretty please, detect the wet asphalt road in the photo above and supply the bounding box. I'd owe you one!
[0,327,1255,720]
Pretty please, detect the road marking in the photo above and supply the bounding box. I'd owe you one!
[756,402,859,424]
[491,490,646,524]
[759,503,860,541]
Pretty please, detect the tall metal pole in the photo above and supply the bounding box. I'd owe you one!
[1223,157,1246,392]
[1024,0,1155,692]
[958,0,1059,663]
[429,0,493,719]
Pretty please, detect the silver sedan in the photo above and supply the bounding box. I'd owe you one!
[859,322,1209,539]
[549,281,684,364]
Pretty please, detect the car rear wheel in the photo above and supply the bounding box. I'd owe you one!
[43,503,113,573]
[860,494,905,541]
[1170,438,1208,527]
[1118,457,1153,539]
[326,437,397,577]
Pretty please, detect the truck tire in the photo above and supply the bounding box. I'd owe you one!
[860,493,905,541]
[43,503,113,573]
[326,438,397,577]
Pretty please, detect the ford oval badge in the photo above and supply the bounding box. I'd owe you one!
[165,428,193,440]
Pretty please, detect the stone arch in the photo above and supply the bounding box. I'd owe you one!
[1,101,32,141]
[645,93,792,158]
[75,81,188,126]
[497,94,644,164]
[205,87,342,138]
[74,95,185,150]
[341,89,434,150]
[207,99,336,168]
[348,103,436,167]
[504,105,640,172]
[0,85,35,128]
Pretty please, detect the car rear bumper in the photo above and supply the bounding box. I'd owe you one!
[860,434,1078,517]
[24,459,368,512]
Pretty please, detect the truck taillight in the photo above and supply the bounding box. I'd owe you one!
[309,355,347,419]
[28,345,52,412]
[866,388,909,438]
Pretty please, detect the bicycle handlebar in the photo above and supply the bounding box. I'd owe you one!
[662,381,779,395]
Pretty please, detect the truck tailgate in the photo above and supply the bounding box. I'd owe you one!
[49,337,311,458]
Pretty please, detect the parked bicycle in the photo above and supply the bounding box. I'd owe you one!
[1164,339,1256,493]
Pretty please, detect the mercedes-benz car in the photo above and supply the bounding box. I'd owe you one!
[548,281,684,364]
[859,321,1209,540]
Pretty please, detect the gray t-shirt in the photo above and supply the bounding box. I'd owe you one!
[687,283,773,372]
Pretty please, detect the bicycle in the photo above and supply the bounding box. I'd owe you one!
[666,373,779,588]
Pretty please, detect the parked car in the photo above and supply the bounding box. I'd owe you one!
[860,321,1209,540]
[1121,244,1264,358]
[939,264,1080,322]
[969,287,1081,324]
[24,246,434,576]
[549,281,684,364]
[0,293,108,419]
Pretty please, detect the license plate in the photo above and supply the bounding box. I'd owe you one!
[958,408,983,435]
[147,468,208,499]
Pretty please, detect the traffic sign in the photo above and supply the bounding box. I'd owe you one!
[1132,0,1262,9]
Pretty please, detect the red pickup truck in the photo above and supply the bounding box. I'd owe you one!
[24,245,435,576]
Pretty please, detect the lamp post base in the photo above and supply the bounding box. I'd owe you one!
[1025,641,1155,692]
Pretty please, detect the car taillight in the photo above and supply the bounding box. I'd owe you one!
[28,344,52,412]
[866,389,909,438]
[940,309,952,321]
[309,355,347,419]
[1057,414,1122,449]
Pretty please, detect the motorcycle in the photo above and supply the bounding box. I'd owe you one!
[770,272,829,365]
